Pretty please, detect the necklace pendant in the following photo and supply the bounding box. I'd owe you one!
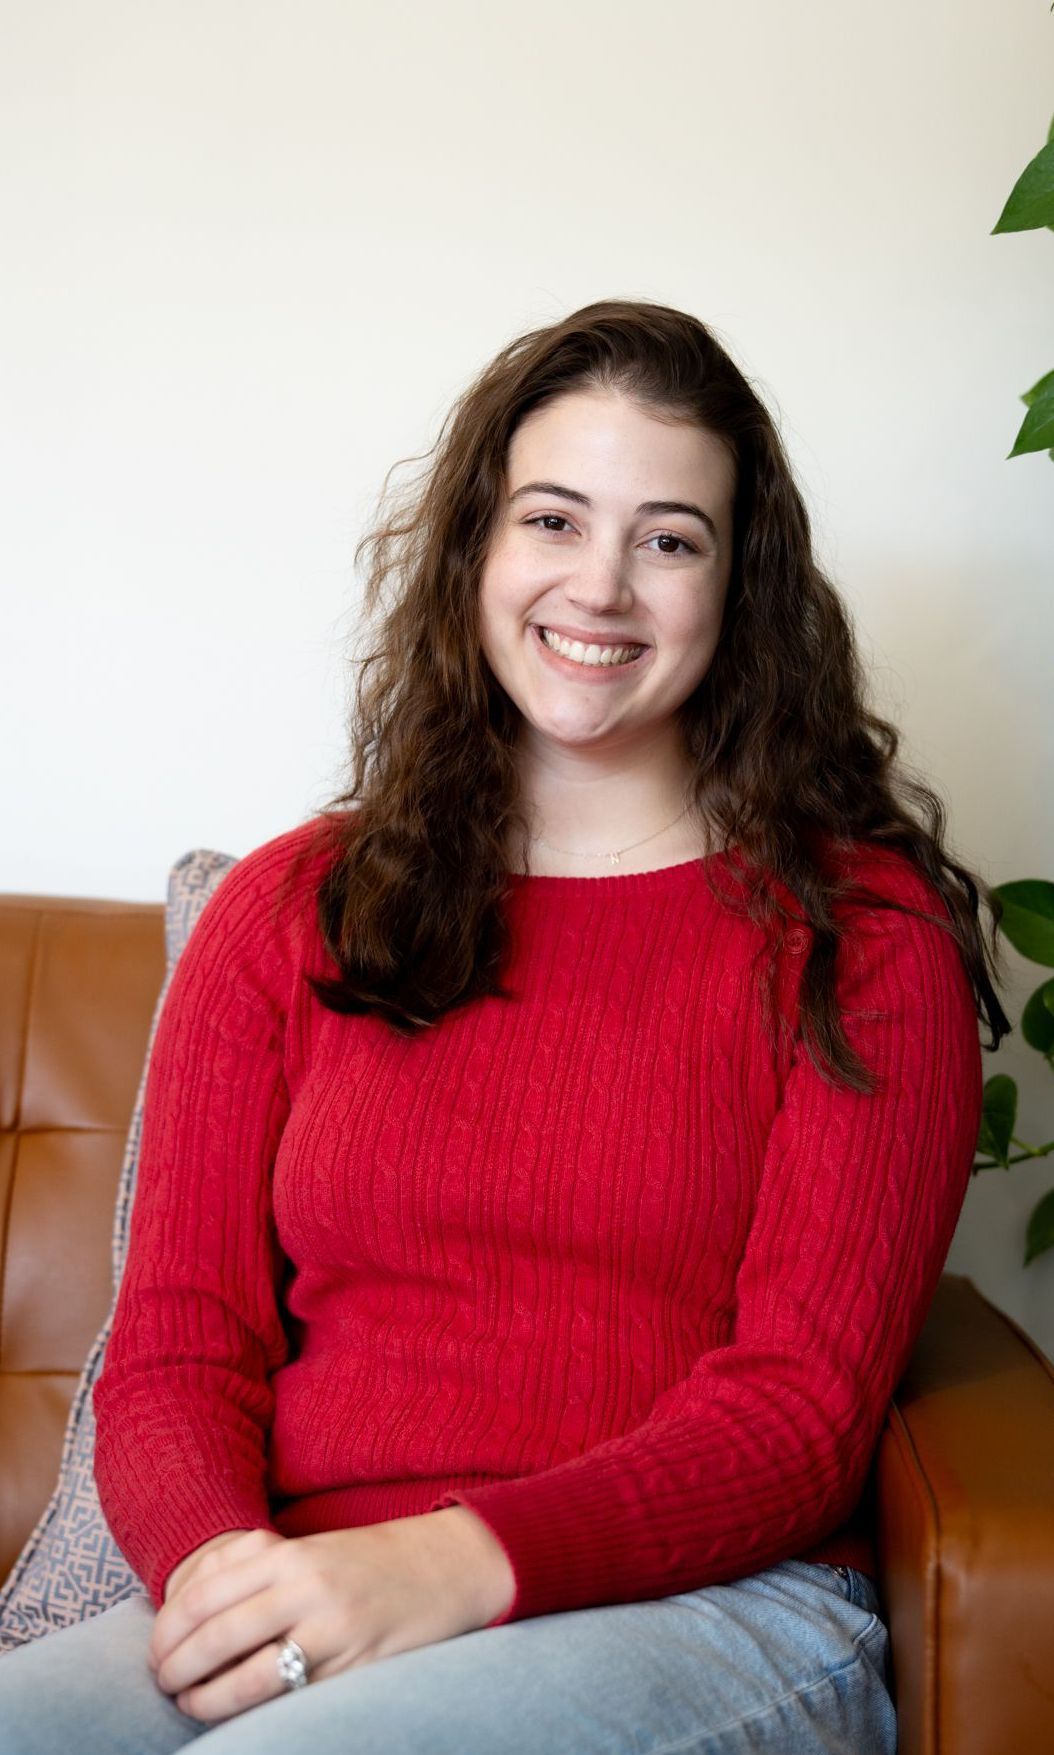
[609,851,621,866]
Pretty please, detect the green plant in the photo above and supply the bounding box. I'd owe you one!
[975,58,1054,1265]
[974,885,1054,1264]
[991,27,1054,461]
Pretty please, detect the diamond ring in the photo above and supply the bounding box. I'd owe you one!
[276,1637,310,1691]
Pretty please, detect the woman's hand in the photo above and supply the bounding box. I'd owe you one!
[163,1529,271,1604]
[146,1509,516,1724]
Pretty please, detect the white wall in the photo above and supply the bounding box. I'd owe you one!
[3,0,1053,1350]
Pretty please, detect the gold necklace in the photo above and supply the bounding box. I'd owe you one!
[531,801,693,867]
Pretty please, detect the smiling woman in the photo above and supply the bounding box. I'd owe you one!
[0,298,1010,1755]
[476,388,735,863]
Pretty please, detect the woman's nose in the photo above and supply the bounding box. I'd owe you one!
[565,548,632,609]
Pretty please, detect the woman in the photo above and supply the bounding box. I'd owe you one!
[0,298,1008,1753]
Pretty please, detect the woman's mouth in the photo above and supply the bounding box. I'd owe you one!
[531,623,649,675]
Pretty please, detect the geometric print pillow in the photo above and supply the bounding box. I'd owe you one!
[0,850,238,1653]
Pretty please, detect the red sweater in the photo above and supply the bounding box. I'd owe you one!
[92,817,982,1623]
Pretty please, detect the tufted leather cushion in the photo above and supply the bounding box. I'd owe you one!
[0,853,237,1651]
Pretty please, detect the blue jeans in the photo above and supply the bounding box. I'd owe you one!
[0,1560,895,1754]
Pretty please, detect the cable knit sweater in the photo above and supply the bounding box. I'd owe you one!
[92,816,983,1624]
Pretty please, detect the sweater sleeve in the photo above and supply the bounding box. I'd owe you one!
[430,856,984,1624]
[91,830,315,1607]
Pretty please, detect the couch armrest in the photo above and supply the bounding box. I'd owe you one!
[0,892,166,1584]
[874,1272,1054,1755]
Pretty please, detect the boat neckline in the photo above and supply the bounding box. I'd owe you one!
[504,850,728,890]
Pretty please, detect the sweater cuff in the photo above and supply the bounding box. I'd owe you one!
[101,1476,280,1609]
[429,1464,662,1626]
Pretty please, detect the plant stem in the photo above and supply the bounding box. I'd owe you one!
[1009,1135,1054,1156]
[973,1139,1054,1170]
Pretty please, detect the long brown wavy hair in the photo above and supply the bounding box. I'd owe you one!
[293,297,1009,1092]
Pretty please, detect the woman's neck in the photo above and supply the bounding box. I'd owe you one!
[505,727,723,876]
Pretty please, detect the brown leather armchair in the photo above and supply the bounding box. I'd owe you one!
[2,890,1052,1751]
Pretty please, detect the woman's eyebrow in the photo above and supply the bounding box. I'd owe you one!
[508,480,717,543]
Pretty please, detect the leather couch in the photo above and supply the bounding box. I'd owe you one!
[2,888,1052,1751]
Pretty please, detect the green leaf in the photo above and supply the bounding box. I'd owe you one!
[1021,977,1054,1052]
[1008,380,1054,457]
[992,136,1054,232]
[978,1074,1017,1165]
[993,880,1054,964]
[1022,368,1054,407]
[1024,1186,1054,1265]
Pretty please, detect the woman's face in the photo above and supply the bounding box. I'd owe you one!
[478,387,736,757]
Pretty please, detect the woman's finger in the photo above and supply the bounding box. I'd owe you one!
[155,1579,301,1694]
[175,1634,308,1724]
[150,1540,291,1673]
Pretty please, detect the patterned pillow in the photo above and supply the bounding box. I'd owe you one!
[0,850,238,1652]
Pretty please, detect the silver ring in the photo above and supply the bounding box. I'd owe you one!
[276,1637,310,1691]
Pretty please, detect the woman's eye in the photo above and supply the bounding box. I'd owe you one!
[524,516,696,556]
[644,532,697,556]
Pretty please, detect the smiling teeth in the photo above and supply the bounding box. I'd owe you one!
[539,628,644,666]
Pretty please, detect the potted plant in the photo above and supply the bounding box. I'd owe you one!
[978,81,1054,1264]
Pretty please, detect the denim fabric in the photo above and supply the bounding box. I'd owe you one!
[0,1559,895,1754]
